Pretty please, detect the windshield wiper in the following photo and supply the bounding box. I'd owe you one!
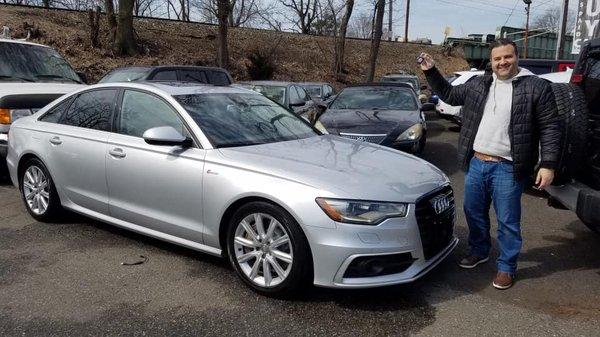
[218,141,267,148]
[33,74,83,84]
[0,74,35,82]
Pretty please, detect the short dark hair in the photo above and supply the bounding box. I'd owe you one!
[489,38,519,57]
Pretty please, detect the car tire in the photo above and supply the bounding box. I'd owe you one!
[226,201,312,297]
[550,83,589,185]
[19,158,61,222]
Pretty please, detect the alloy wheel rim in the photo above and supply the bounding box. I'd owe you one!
[233,213,293,288]
[23,166,50,215]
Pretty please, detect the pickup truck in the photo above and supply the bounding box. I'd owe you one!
[546,38,600,233]
[0,37,86,174]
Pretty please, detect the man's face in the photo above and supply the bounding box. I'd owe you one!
[490,44,519,80]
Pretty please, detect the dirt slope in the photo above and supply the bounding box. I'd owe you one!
[0,5,469,84]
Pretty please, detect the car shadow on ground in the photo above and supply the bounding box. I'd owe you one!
[517,221,600,281]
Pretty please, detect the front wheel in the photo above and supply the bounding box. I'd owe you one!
[226,201,312,297]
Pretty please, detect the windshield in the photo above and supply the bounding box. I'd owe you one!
[99,68,148,83]
[302,85,322,97]
[248,85,286,105]
[330,87,418,110]
[175,93,317,148]
[0,42,81,83]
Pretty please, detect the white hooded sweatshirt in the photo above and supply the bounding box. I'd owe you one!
[473,67,535,161]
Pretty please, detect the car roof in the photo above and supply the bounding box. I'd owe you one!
[298,82,328,86]
[0,38,50,48]
[110,65,228,72]
[347,82,415,89]
[381,73,418,78]
[86,81,258,96]
[241,81,292,87]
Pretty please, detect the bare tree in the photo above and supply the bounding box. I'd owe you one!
[279,0,320,34]
[88,5,101,47]
[531,6,576,33]
[348,12,372,39]
[115,0,138,56]
[105,0,117,37]
[334,0,354,78]
[198,0,266,27]
[217,0,230,68]
[366,0,384,82]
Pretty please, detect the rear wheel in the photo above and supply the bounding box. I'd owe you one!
[19,158,61,221]
[226,201,312,297]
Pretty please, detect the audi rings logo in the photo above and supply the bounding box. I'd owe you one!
[356,136,367,142]
[430,194,451,214]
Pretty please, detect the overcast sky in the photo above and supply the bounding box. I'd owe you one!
[350,0,579,44]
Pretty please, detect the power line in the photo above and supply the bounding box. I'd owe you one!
[434,0,526,17]
[504,0,520,26]
[455,0,518,11]
[532,0,557,10]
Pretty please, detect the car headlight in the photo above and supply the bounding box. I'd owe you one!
[396,123,423,141]
[0,108,33,124]
[315,198,408,225]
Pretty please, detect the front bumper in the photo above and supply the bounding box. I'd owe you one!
[546,181,600,231]
[306,189,457,288]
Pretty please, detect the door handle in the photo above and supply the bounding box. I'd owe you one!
[49,136,62,145]
[109,148,126,158]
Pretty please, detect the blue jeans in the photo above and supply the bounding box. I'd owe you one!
[464,157,527,274]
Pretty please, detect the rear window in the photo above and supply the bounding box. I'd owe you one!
[99,68,148,83]
[209,71,231,85]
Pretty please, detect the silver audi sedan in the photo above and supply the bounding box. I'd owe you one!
[6,82,457,296]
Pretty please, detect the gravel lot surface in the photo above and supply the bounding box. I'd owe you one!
[1,114,598,336]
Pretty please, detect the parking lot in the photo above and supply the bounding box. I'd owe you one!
[1,113,598,337]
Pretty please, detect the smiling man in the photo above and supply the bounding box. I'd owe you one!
[419,38,561,289]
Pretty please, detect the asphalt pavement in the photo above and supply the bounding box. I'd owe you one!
[1,113,598,337]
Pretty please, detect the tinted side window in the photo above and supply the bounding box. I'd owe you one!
[288,86,300,104]
[119,90,184,138]
[179,70,208,83]
[296,86,309,101]
[152,70,177,81]
[209,71,231,85]
[61,90,116,131]
[39,98,72,123]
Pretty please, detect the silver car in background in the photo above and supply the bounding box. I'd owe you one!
[6,82,457,296]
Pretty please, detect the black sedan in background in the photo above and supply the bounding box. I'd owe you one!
[318,83,434,154]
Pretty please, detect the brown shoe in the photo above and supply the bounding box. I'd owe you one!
[492,272,514,290]
[458,255,489,269]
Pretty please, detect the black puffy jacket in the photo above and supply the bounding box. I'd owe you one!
[425,66,561,180]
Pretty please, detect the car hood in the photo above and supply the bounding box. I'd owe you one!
[319,108,421,134]
[0,83,86,96]
[213,135,448,203]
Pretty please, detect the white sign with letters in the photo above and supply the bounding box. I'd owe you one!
[573,0,600,54]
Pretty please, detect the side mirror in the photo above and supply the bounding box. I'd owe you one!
[142,126,193,147]
[420,103,435,112]
[76,71,88,84]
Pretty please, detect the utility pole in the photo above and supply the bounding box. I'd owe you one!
[404,0,410,42]
[523,0,531,58]
[388,0,393,41]
[555,0,569,60]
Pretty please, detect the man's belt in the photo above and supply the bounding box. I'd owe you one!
[474,151,506,162]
